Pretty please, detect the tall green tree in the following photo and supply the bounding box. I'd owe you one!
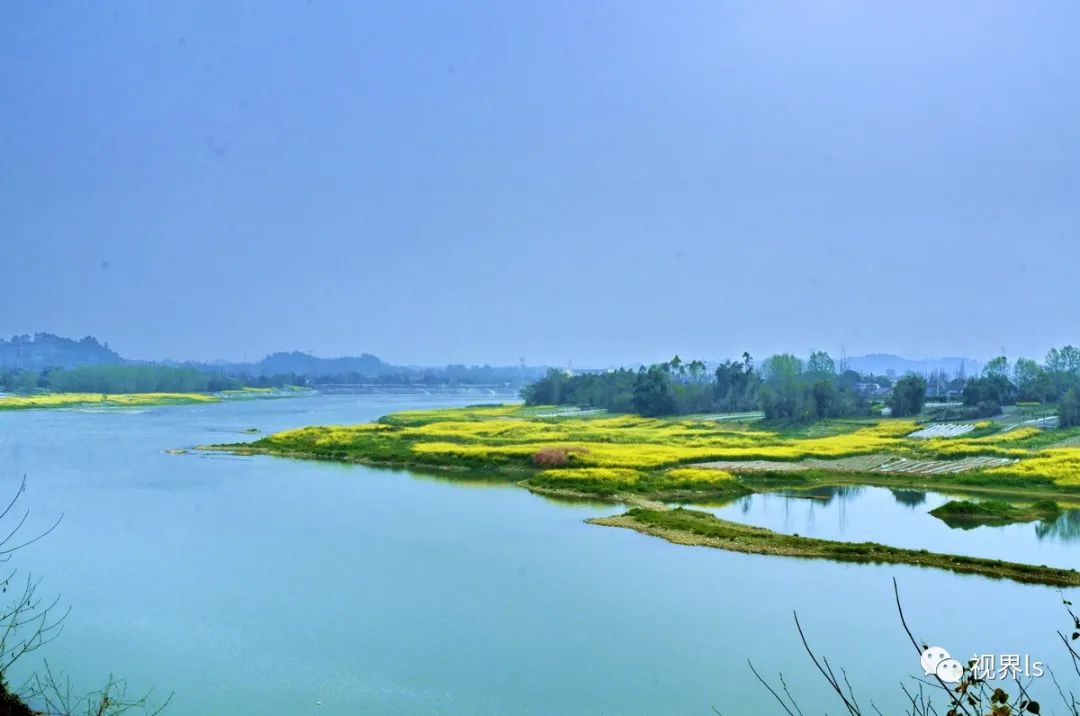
[1046,346,1080,376]
[983,356,1010,381]
[1013,357,1050,403]
[1046,346,1080,399]
[889,375,928,417]
[687,359,707,383]
[632,365,677,417]
[806,351,836,376]
[760,354,806,420]
[1059,388,1080,428]
[713,354,759,411]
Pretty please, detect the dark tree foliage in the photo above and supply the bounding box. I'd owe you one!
[962,375,1015,409]
[889,375,928,417]
[937,345,1080,421]
[521,368,638,412]
[0,365,254,393]
[1013,357,1052,402]
[1046,345,1080,398]
[524,351,871,421]
[524,358,731,417]
[1060,388,1080,428]
[42,365,243,393]
[713,353,758,411]
[0,333,121,370]
[631,365,677,417]
[758,354,869,421]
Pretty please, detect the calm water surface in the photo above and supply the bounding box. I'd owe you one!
[691,486,1080,569]
[1,392,1077,715]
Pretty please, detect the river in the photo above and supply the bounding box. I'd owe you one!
[1,391,1076,714]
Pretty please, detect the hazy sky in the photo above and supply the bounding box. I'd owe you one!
[3,2,1078,366]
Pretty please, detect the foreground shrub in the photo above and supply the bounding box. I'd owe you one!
[532,446,588,466]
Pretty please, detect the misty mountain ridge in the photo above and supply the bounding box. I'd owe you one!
[0,333,121,370]
[1,333,987,380]
[216,350,394,377]
[845,354,983,378]
[0,333,543,382]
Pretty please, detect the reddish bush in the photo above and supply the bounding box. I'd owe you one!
[531,446,588,467]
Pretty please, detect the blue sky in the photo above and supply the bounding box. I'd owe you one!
[3,1,1078,366]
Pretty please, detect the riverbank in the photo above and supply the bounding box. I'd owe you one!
[0,391,220,409]
[214,404,1080,497]
[0,386,308,411]
[590,507,1080,587]
[207,403,1080,585]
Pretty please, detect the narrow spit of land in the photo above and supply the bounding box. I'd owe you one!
[589,507,1080,587]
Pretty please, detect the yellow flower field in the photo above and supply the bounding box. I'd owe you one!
[231,403,1080,492]
[987,448,1080,487]
[919,427,1044,458]
[407,418,919,467]
[538,468,643,485]
[0,392,219,410]
[530,466,739,495]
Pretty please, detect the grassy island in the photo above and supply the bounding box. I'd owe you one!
[208,403,1080,586]
[929,498,1062,528]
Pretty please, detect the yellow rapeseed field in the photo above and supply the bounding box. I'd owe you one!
[987,448,1080,487]
[538,468,642,485]
[244,404,1080,490]
[265,423,391,447]
[662,467,737,483]
[405,413,920,467]
[920,426,1043,458]
[0,392,218,409]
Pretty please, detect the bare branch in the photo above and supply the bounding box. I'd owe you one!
[746,659,796,716]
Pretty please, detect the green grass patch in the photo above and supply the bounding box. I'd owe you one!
[929,498,1062,528]
[524,467,750,500]
[594,507,1080,587]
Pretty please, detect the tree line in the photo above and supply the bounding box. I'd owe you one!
[524,345,1080,426]
[0,362,546,394]
[522,352,896,421]
[956,347,1080,427]
[0,364,251,394]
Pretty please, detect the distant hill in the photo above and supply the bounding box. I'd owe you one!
[0,333,122,370]
[2,334,982,386]
[252,351,393,377]
[846,353,981,378]
[220,354,546,384]
[0,333,544,386]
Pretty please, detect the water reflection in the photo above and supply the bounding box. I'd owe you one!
[890,489,928,508]
[692,485,1080,570]
[725,486,866,533]
[780,485,864,504]
[1035,510,1080,541]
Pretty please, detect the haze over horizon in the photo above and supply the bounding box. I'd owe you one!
[4,2,1079,366]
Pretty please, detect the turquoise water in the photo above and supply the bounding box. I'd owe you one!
[690,486,1080,569]
[1,392,1077,715]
